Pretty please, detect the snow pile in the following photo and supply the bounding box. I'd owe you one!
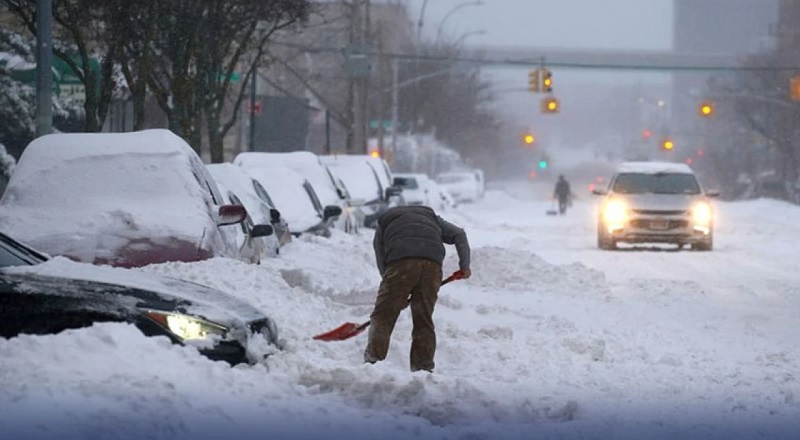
[1,185,799,439]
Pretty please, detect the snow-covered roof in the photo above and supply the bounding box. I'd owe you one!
[615,161,694,174]
[234,152,341,207]
[0,130,222,262]
[239,165,321,232]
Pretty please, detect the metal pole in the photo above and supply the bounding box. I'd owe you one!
[35,0,53,138]
[391,59,399,154]
[249,59,257,152]
[325,110,331,154]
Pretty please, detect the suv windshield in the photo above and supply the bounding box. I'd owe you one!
[612,172,700,195]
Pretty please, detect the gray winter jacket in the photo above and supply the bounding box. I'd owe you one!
[373,205,470,276]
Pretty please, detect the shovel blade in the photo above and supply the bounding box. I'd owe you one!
[312,321,369,341]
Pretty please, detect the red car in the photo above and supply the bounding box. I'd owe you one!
[0,129,257,267]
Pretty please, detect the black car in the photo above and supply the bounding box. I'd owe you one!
[0,232,280,365]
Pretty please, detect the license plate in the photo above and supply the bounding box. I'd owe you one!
[650,220,669,230]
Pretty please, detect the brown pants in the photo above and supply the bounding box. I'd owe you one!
[364,258,443,372]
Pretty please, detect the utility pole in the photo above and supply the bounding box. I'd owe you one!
[249,59,257,152]
[390,58,399,155]
[353,0,371,155]
[35,0,53,138]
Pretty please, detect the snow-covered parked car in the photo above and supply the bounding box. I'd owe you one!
[239,164,342,238]
[207,164,281,262]
[0,129,249,267]
[0,231,281,365]
[234,152,361,233]
[435,171,481,203]
[392,172,453,211]
[319,155,403,228]
[592,161,719,251]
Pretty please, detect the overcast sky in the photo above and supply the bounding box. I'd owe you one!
[407,0,674,50]
[403,0,676,137]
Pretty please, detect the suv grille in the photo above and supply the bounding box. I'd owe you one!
[632,209,688,216]
[630,219,689,229]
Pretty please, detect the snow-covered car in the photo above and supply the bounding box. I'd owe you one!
[208,177,275,264]
[0,130,247,267]
[592,161,719,251]
[320,156,402,228]
[425,178,456,211]
[435,171,481,203]
[239,165,342,238]
[207,163,287,258]
[391,172,453,211]
[234,152,361,233]
[392,173,429,206]
[0,232,280,365]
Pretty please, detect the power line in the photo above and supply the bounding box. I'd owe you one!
[270,40,800,72]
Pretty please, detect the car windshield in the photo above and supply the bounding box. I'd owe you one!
[612,172,700,195]
[393,177,419,190]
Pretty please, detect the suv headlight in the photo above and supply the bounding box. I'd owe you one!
[602,199,628,231]
[691,202,712,226]
[144,310,228,341]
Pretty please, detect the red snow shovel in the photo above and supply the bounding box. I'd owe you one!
[312,270,465,342]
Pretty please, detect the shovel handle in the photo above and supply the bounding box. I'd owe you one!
[442,270,465,285]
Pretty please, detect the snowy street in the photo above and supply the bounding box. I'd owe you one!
[2,181,799,440]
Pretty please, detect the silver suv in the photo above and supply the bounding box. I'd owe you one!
[592,161,719,251]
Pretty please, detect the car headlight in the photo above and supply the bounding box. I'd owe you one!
[144,310,228,341]
[692,202,712,226]
[602,199,628,230]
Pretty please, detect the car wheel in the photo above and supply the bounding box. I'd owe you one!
[597,222,616,250]
[693,232,713,251]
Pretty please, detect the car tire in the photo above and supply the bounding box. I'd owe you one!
[693,231,713,251]
[597,222,616,250]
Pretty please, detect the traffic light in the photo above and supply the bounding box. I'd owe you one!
[523,133,535,145]
[541,96,559,114]
[541,68,553,93]
[538,160,548,169]
[642,129,652,140]
[661,137,675,151]
[528,68,540,93]
[791,75,800,101]
[698,100,715,118]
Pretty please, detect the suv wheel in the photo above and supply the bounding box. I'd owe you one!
[693,231,713,251]
[597,222,616,250]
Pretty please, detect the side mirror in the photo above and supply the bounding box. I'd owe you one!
[385,186,402,199]
[705,189,720,198]
[217,204,247,226]
[250,224,274,238]
[592,188,607,196]
[323,205,343,221]
[270,208,281,223]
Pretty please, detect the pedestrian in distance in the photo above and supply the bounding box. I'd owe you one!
[365,205,471,372]
[553,174,573,215]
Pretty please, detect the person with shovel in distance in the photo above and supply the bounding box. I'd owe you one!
[365,205,471,372]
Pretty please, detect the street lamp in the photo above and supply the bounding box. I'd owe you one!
[436,0,484,43]
[453,29,486,47]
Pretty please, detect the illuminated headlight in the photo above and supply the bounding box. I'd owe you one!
[602,199,629,232]
[691,202,713,227]
[144,310,228,341]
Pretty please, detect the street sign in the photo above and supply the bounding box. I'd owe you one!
[368,119,392,130]
[345,44,371,78]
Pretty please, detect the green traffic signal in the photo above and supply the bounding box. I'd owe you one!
[538,160,548,169]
